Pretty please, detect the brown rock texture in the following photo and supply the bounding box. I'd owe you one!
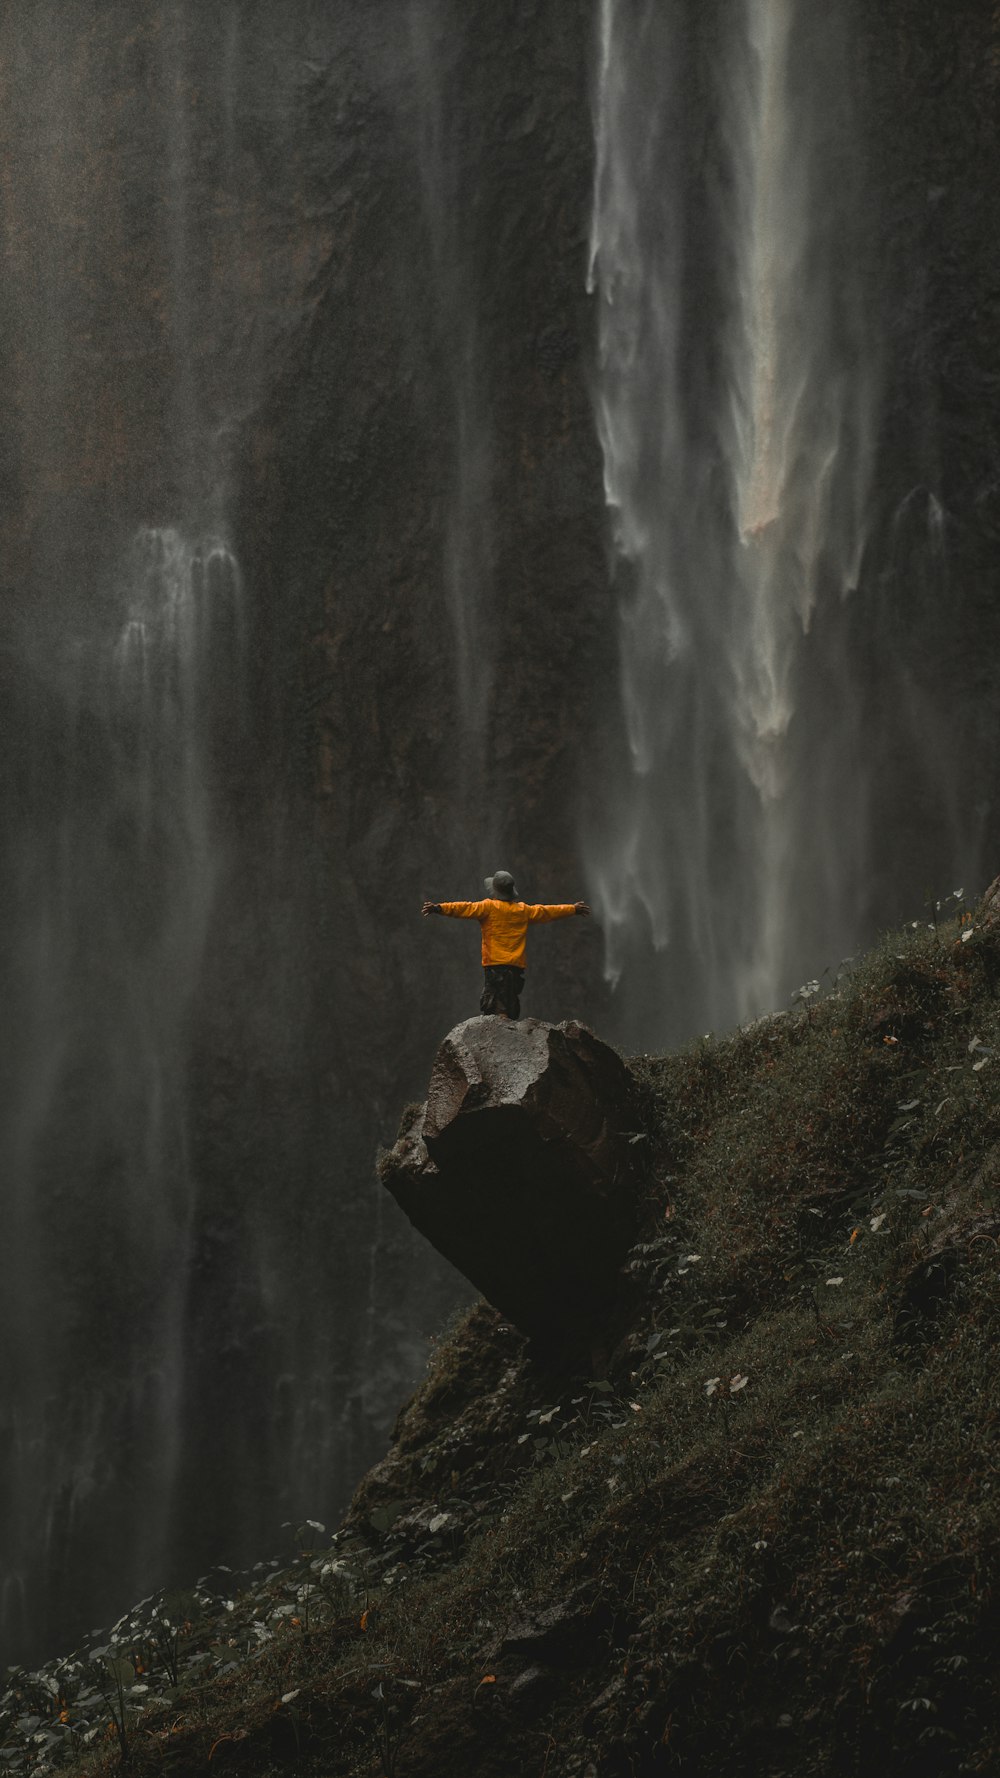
[978,875,1000,929]
[380,1017,637,1346]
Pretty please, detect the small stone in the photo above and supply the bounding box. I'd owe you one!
[509,1665,553,1710]
[511,1664,544,1691]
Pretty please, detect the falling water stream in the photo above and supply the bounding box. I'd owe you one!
[1,523,244,1653]
[408,0,495,749]
[586,0,878,1045]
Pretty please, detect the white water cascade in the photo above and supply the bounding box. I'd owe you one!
[586,0,878,1044]
[0,527,243,1655]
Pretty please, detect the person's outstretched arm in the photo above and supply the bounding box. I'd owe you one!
[422,899,491,919]
[526,901,592,922]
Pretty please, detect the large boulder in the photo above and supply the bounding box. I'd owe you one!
[379,1018,638,1347]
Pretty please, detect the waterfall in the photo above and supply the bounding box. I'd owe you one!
[0,1,271,1659]
[0,527,243,1655]
[586,0,877,1044]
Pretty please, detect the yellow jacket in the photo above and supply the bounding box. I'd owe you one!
[439,898,577,968]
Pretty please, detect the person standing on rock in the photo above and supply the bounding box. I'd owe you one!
[422,870,591,1020]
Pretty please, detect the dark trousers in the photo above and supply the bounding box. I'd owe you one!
[480,965,525,1019]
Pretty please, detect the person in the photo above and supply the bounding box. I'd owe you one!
[422,870,591,1020]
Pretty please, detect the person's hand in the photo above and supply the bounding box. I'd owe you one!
[422,901,443,916]
[574,901,592,917]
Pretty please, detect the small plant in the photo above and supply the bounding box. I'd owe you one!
[97,1655,137,1766]
[371,1680,406,1778]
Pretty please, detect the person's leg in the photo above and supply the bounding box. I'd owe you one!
[480,968,501,1015]
[507,968,525,1019]
[496,966,524,1020]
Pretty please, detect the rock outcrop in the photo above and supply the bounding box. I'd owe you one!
[380,1018,638,1347]
[979,875,1000,929]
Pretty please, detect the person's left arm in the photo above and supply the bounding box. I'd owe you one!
[526,902,591,922]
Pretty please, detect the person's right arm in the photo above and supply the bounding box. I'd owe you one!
[422,900,490,919]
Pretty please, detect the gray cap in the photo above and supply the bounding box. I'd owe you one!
[484,870,518,900]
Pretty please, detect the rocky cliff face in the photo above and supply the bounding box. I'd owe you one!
[857,0,1000,916]
[1,0,1000,1669]
[0,0,610,1662]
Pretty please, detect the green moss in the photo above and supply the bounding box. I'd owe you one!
[12,913,1000,1778]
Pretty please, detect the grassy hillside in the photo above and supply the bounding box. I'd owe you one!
[6,898,1000,1777]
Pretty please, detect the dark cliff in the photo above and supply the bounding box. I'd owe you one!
[0,0,610,1662]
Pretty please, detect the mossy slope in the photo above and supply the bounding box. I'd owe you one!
[9,905,1000,1778]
